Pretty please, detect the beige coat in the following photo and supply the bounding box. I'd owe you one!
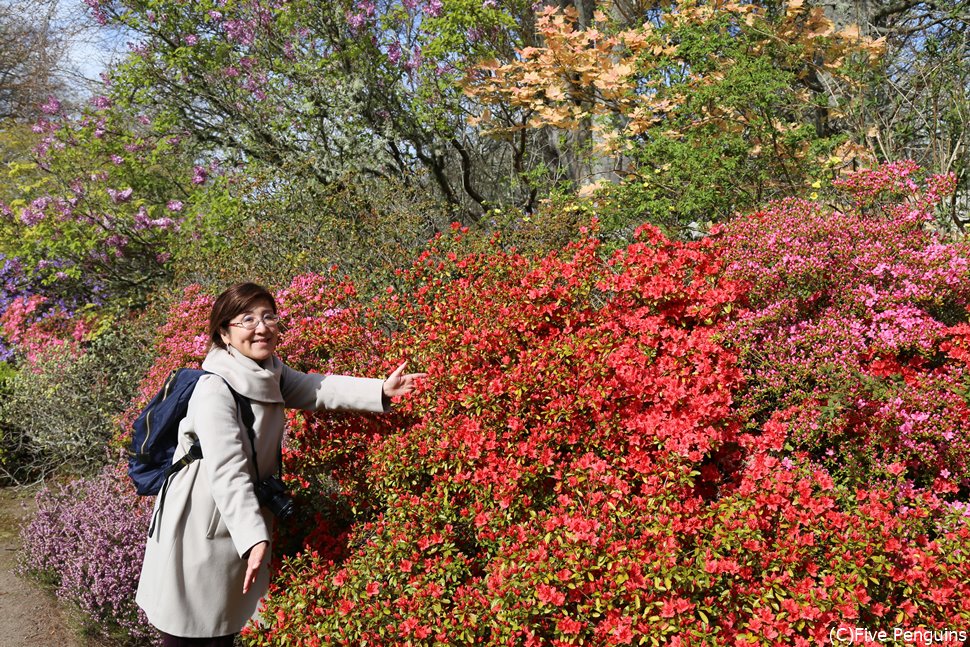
[136,346,387,638]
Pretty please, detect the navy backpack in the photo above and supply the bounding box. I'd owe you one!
[129,367,261,537]
[128,368,254,496]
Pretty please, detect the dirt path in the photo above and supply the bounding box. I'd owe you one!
[0,486,90,647]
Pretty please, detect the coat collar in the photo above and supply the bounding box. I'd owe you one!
[201,346,284,403]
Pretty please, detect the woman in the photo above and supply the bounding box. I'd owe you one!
[136,282,423,646]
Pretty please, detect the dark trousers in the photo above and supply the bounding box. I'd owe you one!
[160,632,235,647]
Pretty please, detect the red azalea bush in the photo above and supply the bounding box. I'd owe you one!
[273,272,400,556]
[241,228,737,644]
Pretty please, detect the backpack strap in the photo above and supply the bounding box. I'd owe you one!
[148,378,257,538]
[149,442,204,537]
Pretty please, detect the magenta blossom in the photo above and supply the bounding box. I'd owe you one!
[40,96,62,115]
[107,187,134,203]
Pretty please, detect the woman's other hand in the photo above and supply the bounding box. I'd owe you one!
[382,361,427,399]
[243,541,268,594]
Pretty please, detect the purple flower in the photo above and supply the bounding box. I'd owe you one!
[110,154,124,165]
[166,200,184,212]
[19,207,43,226]
[105,234,129,250]
[184,34,198,46]
[83,0,109,25]
[404,46,423,73]
[387,42,402,66]
[427,0,443,16]
[18,469,161,644]
[107,187,133,203]
[224,19,255,45]
[347,12,366,30]
[132,206,179,231]
[192,166,208,185]
[40,96,61,115]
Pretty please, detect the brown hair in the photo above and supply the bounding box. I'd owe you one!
[208,282,278,349]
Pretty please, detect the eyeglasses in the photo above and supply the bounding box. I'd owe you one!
[228,313,281,330]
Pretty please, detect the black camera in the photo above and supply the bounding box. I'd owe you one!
[255,475,295,520]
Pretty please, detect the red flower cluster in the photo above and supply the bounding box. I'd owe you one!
[233,223,750,644]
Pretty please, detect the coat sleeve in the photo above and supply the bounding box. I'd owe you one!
[190,375,270,559]
[279,365,388,413]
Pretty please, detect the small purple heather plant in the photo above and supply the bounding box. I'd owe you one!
[18,465,160,646]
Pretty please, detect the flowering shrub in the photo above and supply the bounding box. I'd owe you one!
[0,254,31,362]
[0,294,95,364]
[719,162,970,487]
[273,273,398,550]
[18,464,160,646]
[0,325,155,483]
[125,283,215,410]
[244,167,970,645]
[0,290,108,482]
[246,225,755,645]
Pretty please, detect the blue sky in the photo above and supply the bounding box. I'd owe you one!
[58,0,127,88]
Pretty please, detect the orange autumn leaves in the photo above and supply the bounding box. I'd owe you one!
[466,6,666,134]
[463,0,885,158]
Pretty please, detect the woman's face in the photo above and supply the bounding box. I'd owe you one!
[220,298,280,362]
